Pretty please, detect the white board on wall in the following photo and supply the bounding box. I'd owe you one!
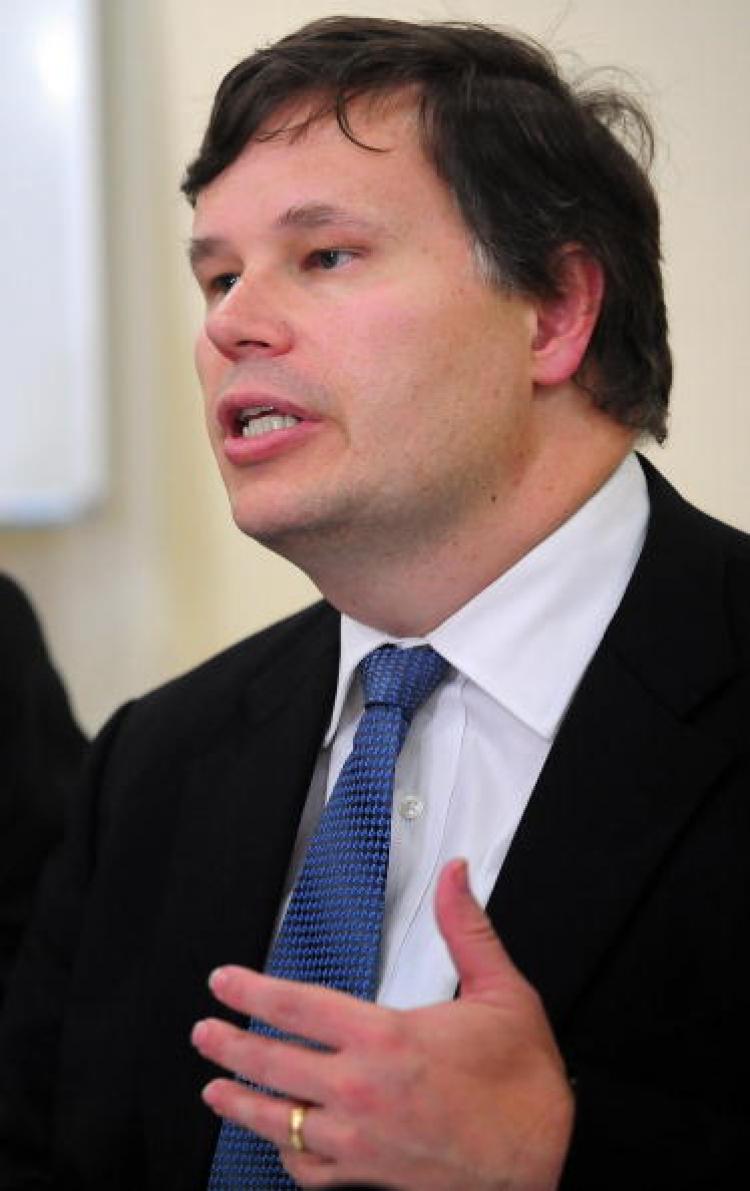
[0,0,105,524]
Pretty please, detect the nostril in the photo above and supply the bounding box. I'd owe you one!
[204,310,294,359]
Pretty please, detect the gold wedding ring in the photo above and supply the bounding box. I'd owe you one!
[289,1104,307,1153]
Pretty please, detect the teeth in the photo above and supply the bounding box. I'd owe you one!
[241,413,300,438]
[237,404,274,427]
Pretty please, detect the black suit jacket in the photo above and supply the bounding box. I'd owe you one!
[0,461,748,1189]
[0,575,86,1007]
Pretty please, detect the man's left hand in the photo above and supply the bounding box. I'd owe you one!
[191,858,574,1190]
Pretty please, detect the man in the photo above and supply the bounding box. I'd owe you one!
[0,574,86,1005]
[0,16,747,1190]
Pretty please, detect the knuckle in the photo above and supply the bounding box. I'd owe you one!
[366,1009,405,1057]
[330,1068,379,1114]
[272,985,305,1031]
[336,1118,358,1149]
[337,1117,378,1163]
[252,1094,286,1140]
[247,1040,273,1088]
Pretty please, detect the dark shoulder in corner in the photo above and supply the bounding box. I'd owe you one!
[107,601,340,763]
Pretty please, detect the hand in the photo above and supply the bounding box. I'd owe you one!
[191,859,574,1190]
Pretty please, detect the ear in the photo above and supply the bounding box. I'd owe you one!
[531,246,604,388]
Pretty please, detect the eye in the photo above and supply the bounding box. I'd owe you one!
[209,272,240,295]
[305,248,356,271]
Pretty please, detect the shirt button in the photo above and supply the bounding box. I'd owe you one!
[399,795,424,821]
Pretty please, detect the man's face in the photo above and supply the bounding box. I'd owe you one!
[191,95,539,567]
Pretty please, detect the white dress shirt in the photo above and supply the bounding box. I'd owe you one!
[279,454,649,1009]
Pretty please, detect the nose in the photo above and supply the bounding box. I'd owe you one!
[203,275,293,361]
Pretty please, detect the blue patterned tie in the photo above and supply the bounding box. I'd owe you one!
[208,644,448,1189]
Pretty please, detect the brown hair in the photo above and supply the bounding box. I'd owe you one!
[183,16,671,440]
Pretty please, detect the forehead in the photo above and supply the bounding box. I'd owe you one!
[191,93,466,241]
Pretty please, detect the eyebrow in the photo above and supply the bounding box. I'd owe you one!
[187,236,231,271]
[188,202,383,269]
[275,201,380,233]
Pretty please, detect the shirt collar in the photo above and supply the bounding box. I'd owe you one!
[324,453,649,745]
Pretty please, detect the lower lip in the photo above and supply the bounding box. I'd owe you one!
[222,419,322,466]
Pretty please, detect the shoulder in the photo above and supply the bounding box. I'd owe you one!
[150,597,339,702]
[629,456,750,671]
[0,573,44,640]
[0,574,52,684]
[640,454,750,558]
[98,600,340,768]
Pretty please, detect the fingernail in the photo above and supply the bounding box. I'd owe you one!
[191,1020,208,1047]
[201,1080,221,1109]
[208,967,227,992]
[453,857,469,891]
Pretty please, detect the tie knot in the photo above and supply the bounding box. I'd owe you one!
[359,645,448,723]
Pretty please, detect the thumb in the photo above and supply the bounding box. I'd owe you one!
[436,858,524,999]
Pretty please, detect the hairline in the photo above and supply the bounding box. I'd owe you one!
[211,84,517,297]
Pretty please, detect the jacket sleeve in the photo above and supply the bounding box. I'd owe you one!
[0,706,128,1189]
[0,576,87,1005]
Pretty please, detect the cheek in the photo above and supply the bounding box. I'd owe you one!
[324,294,454,396]
[317,295,492,466]
[193,336,227,451]
[194,331,222,395]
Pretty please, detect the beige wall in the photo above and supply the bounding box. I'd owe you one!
[1,0,748,734]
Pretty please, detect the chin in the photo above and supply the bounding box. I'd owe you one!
[229,496,309,554]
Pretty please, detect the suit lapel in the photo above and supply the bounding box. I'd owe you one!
[141,604,340,1187]
[185,633,340,979]
[486,642,732,1027]
[486,461,739,1028]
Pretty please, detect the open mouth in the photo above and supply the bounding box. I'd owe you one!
[234,405,302,439]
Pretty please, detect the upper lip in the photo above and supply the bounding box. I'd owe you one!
[217,391,316,435]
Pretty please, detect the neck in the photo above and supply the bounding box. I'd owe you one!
[288,404,636,637]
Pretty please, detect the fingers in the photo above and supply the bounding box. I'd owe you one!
[207,965,381,1050]
[191,1017,331,1104]
[200,1078,370,1188]
[201,1078,332,1163]
[435,858,525,999]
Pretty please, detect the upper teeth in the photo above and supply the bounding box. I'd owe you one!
[238,407,301,438]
